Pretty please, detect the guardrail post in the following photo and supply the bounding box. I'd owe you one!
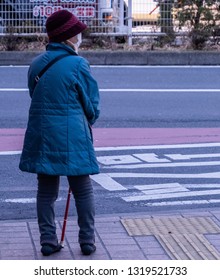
[119,0,124,32]
[128,0,132,45]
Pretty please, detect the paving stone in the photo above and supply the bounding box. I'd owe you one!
[0,243,33,250]
[98,233,130,240]
[2,256,36,260]
[0,232,29,238]
[141,246,167,255]
[0,237,32,244]
[0,222,27,227]
[101,238,137,245]
[137,241,165,251]
[111,255,146,260]
[1,249,35,258]
[0,226,28,232]
[106,244,140,252]
[134,235,158,242]
[147,254,171,260]
[95,223,125,233]
[38,251,73,260]
[181,211,211,217]
[95,216,120,222]
[2,211,220,260]
[206,234,220,241]
[74,253,111,260]
[108,249,146,259]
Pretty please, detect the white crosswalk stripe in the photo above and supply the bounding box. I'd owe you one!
[92,143,220,207]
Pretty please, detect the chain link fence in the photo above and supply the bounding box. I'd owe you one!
[0,0,220,45]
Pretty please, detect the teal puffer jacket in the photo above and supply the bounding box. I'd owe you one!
[19,43,100,176]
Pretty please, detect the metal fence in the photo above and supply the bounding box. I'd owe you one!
[0,0,171,34]
[0,0,220,44]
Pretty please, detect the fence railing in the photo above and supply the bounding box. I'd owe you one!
[0,0,220,45]
[0,0,162,33]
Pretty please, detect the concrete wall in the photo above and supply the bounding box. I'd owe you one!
[0,51,220,65]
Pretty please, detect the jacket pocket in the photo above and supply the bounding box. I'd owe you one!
[88,123,93,143]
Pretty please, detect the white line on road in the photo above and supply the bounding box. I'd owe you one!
[1,65,220,68]
[145,199,220,207]
[182,184,220,188]
[104,161,220,169]
[0,88,28,91]
[91,65,220,69]
[2,197,63,204]
[108,172,220,178]
[124,189,220,202]
[136,183,185,191]
[95,143,220,151]
[2,142,220,155]
[166,153,220,160]
[0,151,22,155]
[136,184,220,190]
[4,198,36,203]
[100,89,220,92]
[1,88,220,92]
[123,180,220,202]
[91,173,127,191]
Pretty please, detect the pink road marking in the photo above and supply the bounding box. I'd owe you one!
[0,129,25,151]
[93,128,220,147]
[1,128,220,151]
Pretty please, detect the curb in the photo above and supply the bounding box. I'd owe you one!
[1,51,220,65]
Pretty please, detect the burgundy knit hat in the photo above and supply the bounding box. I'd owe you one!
[46,10,87,43]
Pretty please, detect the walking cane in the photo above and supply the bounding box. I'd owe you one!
[60,186,72,247]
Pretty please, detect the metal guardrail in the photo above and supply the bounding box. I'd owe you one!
[0,0,220,46]
[0,0,168,35]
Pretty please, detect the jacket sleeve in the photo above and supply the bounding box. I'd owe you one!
[76,58,100,125]
[28,65,35,98]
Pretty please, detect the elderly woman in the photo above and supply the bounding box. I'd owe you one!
[19,10,100,257]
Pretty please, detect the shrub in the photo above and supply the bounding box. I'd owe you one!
[173,0,220,49]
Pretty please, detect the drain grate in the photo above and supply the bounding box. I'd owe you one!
[121,217,220,260]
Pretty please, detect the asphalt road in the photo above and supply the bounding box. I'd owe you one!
[1,65,220,220]
[1,65,220,128]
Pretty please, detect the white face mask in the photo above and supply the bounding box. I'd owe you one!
[75,33,82,48]
[66,33,82,53]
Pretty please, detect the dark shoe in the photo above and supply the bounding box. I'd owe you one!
[80,244,96,255]
[41,244,62,256]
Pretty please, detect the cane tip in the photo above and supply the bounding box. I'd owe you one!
[60,241,65,248]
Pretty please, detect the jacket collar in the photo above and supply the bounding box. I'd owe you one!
[46,42,78,56]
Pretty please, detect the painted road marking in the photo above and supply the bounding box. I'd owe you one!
[91,173,127,191]
[2,143,220,207]
[2,65,220,68]
[133,153,170,163]
[0,151,22,155]
[3,198,36,203]
[0,88,28,91]
[3,127,220,151]
[99,152,220,168]
[2,142,220,155]
[146,199,220,207]
[103,161,220,169]
[124,189,220,202]
[166,153,220,160]
[97,155,141,165]
[95,143,220,151]
[3,143,220,155]
[2,197,63,204]
[108,172,220,178]
[1,88,220,92]
[93,143,220,206]
[100,89,220,92]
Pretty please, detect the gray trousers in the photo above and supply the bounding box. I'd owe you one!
[37,174,95,246]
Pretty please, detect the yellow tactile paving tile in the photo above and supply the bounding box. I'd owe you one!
[121,216,220,260]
